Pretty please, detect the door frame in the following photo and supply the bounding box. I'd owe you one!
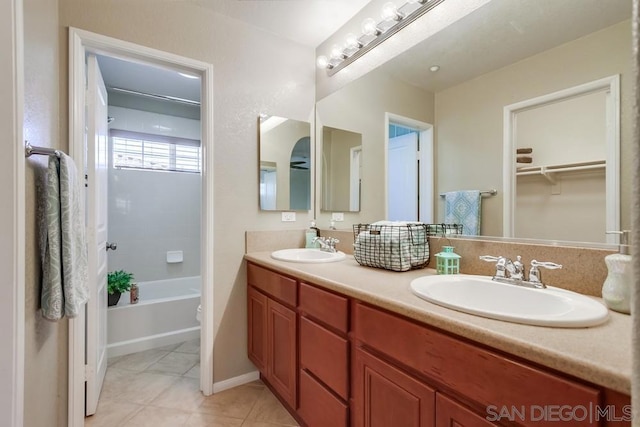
[502,75,620,242]
[2,0,25,426]
[68,28,215,426]
[384,113,434,222]
[349,145,362,211]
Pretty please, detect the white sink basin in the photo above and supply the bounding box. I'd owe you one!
[271,248,346,263]
[410,274,609,328]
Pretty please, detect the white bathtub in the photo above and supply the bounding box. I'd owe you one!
[107,276,201,357]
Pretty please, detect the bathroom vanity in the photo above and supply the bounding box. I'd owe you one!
[245,253,631,427]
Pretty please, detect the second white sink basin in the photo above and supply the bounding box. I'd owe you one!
[410,274,609,328]
[271,248,346,263]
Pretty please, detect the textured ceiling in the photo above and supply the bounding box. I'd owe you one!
[190,0,372,47]
[96,0,631,104]
[377,0,631,93]
[96,0,372,105]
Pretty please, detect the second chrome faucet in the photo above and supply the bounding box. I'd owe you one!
[479,255,562,289]
[313,236,340,253]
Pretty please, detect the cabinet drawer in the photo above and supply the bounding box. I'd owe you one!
[300,316,349,399]
[354,302,426,371]
[355,303,601,427]
[299,369,348,427]
[299,282,349,333]
[248,263,296,307]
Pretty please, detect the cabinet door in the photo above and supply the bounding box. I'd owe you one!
[354,348,435,427]
[267,298,297,408]
[436,393,497,427]
[247,286,267,373]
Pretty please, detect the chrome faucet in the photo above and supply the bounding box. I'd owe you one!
[506,255,525,280]
[479,255,562,289]
[528,260,563,287]
[313,236,340,253]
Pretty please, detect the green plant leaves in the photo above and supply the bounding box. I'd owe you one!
[107,270,134,294]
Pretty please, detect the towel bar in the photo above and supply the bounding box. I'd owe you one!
[439,189,497,197]
[25,141,63,158]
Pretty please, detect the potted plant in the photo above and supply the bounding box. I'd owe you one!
[107,270,134,307]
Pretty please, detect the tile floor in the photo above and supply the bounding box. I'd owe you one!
[86,339,299,427]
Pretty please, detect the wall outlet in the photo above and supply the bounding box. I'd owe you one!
[281,211,296,222]
[331,212,345,222]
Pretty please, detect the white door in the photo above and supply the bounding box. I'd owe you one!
[85,54,109,416]
[388,132,418,221]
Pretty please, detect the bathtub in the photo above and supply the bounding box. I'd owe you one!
[107,276,201,358]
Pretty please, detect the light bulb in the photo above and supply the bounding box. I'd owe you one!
[361,18,378,36]
[381,2,399,21]
[345,33,360,49]
[316,55,329,68]
[330,44,344,60]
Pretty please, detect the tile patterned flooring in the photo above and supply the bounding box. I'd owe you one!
[86,340,299,427]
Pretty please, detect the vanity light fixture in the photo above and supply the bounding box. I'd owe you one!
[318,0,445,76]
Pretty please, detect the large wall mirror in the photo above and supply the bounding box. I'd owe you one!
[315,0,631,245]
[259,115,311,211]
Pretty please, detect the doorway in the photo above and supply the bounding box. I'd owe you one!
[68,28,214,426]
[502,75,620,243]
[385,113,434,223]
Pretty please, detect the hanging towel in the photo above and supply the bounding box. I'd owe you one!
[443,190,482,236]
[41,156,64,320]
[41,154,90,320]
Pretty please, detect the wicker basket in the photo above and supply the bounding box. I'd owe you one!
[352,223,463,272]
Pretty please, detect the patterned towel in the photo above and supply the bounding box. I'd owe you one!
[41,154,90,320]
[444,190,481,236]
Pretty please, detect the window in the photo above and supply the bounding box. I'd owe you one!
[110,129,201,173]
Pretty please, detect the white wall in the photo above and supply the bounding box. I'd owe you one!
[59,0,316,384]
[0,1,24,425]
[107,107,201,282]
[23,0,69,425]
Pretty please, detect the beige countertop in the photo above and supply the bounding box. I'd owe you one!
[244,251,632,395]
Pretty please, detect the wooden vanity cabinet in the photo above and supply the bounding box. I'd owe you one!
[298,282,350,427]
[436,393,497,427]
[247,263,297,408]
[247,262,631,427]
[353,302,602,427]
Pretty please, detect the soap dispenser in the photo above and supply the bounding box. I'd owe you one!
[305,221,319,248]
[602,230,632,314]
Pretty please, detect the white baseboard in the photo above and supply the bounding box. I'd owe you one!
[212,370,260,393]
[107,327,200,358]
